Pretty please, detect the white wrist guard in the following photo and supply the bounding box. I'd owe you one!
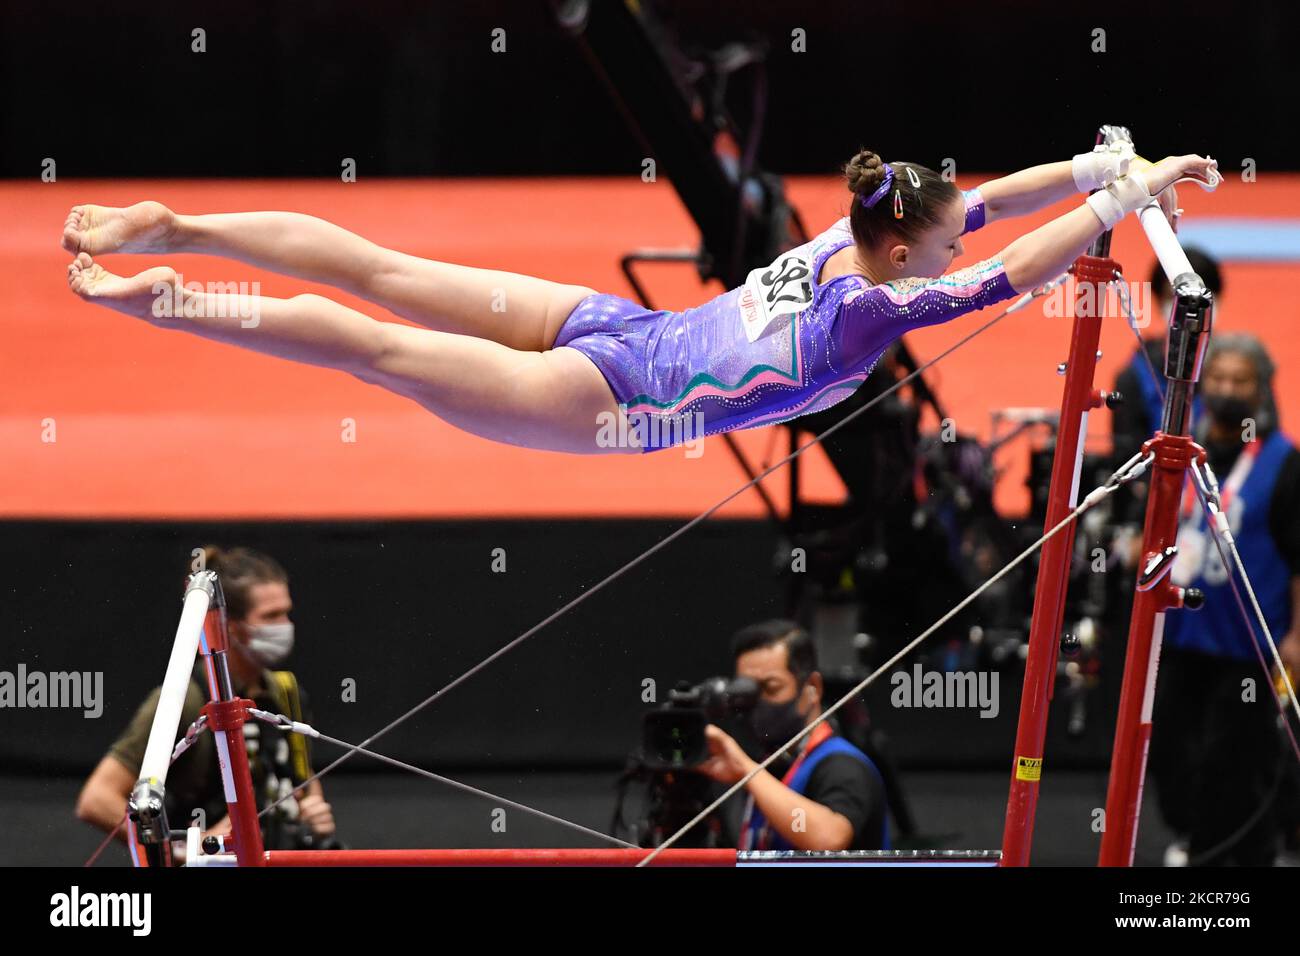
[1085,170,1154,229]
[1073,141,1137,192]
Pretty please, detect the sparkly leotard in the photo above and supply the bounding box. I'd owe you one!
[556,189,1018,451]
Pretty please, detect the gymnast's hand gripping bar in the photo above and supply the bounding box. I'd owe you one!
[1099,127,1215,437]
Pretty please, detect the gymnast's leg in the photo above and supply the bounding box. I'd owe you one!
[61,201,595,354]
[65,254,635,455]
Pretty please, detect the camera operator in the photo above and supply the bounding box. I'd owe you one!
[696,620,888,851]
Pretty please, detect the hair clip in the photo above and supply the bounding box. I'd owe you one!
[905,166,921,189]
[860,165,895,209]
[893,189,903,219]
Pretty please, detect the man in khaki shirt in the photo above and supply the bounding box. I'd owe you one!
[76,547,337,857]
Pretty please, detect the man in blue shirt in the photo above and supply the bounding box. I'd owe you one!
[696,620,889,851]
[1149,334,1300,865]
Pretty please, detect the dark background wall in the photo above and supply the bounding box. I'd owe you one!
[3,0,1295,178]
[3,519,787,773]
[3,519,1114,775]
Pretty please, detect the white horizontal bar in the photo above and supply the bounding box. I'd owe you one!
[138,585,211,785]
[1138,202,1196,287]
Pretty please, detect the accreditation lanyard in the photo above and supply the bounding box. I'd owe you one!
[1180,439,1261,523]
[739,720,834,851]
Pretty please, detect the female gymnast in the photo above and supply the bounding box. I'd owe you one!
[63,148,1218,454]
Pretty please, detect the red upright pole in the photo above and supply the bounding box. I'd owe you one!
[203,696,266,867]
[1098,262,1214,864]
[1000,253,1116,866]
[1098,435,1202,864]
[195,573,267,867]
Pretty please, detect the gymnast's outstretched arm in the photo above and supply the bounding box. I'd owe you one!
[971,145,1180,226]
[999,154,1215,292]
[840,154,1219,356]
[974,161,1081,224]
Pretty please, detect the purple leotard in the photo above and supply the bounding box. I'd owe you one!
[556,188,1018,451]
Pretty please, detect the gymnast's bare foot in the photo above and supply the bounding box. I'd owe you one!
[61,201,178,256]
[66,253,180,321]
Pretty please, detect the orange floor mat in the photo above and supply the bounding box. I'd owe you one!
[4,176,1298,519]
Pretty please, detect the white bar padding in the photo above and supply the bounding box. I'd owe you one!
[213,732,238,803]
[138,587,211,785]
[1068,410,1090,507]
[1141,613,1166,724]
[1138,203,1195,287]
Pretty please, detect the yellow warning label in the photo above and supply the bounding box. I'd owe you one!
[1016,756,1043,782]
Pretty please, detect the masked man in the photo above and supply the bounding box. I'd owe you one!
[76,546,338,858]
[698,620,888,851]
[1151,335,1300,865]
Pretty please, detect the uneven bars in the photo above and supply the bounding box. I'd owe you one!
[1100,125,1199,288]
[1097,134,1217,865]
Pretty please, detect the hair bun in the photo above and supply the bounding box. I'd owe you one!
[200,544,224,572]
[845,148,887,196]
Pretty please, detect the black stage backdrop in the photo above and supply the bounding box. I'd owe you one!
[2,0,1294,178]
[2,519,1122,775]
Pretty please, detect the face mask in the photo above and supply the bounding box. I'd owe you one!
[1204,393,1254,428]
[749,688,808,755]
[238,622,295,667]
